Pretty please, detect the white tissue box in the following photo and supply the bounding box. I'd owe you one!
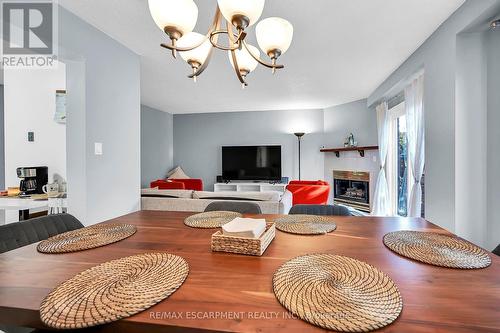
[212,222,276,256]
[222,217,267,239]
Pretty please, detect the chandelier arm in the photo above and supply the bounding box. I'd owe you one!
[209,30,241,51]
[161,41,206,53]
[161,6,223,54]
[209,29,246,51]
[230,49,247,86]
[187,9,223,79]
[242,41,285,70]
[227,20,247,86]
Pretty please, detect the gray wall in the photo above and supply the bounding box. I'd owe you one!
[141,105,173,187]
[60,7,141,225]
[172,101,378,194]
[368,0,499,237]
[455,32,488,247]
[0,85,4,191]
[323,99,377,146]
[173,109,325,191]
[487,28,500,250]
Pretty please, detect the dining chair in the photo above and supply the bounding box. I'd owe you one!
[289,204,351,216]
[204,201,262,214]
[0,213,84,254]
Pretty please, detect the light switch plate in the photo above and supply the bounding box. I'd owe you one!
[94,142,103,155]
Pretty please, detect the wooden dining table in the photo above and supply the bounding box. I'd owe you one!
[0,210,499,332]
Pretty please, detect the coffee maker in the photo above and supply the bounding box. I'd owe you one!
[17,166,48,195]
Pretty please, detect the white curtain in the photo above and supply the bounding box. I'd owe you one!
[373,101,391,216]
[405,75,425,217]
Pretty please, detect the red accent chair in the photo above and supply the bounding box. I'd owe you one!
[150,179,203,191]
[286,180,330,205]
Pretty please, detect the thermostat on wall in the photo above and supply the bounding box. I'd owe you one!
[28,132,34,142]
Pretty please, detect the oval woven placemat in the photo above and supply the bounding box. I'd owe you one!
[273,254,402,332]
[37,223,137,253]
[40,252,189,329]
[383,230,491,269]
[184,211,242,228]
[273,215,337,235]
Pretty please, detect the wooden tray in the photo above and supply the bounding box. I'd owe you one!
[211,223,275,256]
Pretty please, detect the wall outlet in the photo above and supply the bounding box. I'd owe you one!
[94,142,103,155]
[28,132,34,142]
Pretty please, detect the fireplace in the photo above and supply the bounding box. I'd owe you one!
[333,170,370,213]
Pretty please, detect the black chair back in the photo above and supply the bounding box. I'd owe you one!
[204,201,262,214]
[493,244,500,256]
[0,214,84,253]
[289,204,351,216]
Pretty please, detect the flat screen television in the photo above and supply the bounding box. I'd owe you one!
[222,145,282,181]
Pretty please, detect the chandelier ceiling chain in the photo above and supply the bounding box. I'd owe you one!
[149,0,293,87]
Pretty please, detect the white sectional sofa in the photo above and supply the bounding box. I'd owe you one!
[141,188,292,214]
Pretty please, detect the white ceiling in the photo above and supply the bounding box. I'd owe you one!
[59,0,464,114]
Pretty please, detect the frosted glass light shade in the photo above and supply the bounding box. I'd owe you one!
[178,32,212,66]
[256,17,293,56]
[148,0,198,36]
[217,0,265,27]
[228,44,260,74]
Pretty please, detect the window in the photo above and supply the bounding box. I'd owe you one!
[387,101,409,217]
[386,100,425,217]
[397,115,408,217]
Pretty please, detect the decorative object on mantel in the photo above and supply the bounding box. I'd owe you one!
[40,253,189,329]
[273,254,402,332]
[383,231,491,269]
[273,214,337,235]
[320,145,379,157]
[184,211,242,228]
[149,0,293,87]
[37,224,137,253]
[344,132,358,147]
[293,132,305,180]
[212,222,275,256]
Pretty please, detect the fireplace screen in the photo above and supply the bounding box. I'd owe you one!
[333,171,370,213]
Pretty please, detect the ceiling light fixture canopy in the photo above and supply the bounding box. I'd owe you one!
[149,0,293,87]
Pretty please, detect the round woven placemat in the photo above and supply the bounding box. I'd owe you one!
[40,253,189,329]
[184,211,242,228]
[383,230,491,269]
[273,215,337,235]
[37,223,137,253]
[273,254,402,332]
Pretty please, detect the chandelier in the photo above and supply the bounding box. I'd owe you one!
[148,0,293,87]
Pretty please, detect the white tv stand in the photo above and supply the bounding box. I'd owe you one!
[214,182,287,194]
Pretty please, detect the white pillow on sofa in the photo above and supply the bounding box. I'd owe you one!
[167,166,190,179]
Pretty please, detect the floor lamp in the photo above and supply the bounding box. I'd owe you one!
[294,132,305,180]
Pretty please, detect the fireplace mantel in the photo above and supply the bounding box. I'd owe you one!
[320,145,379,157]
